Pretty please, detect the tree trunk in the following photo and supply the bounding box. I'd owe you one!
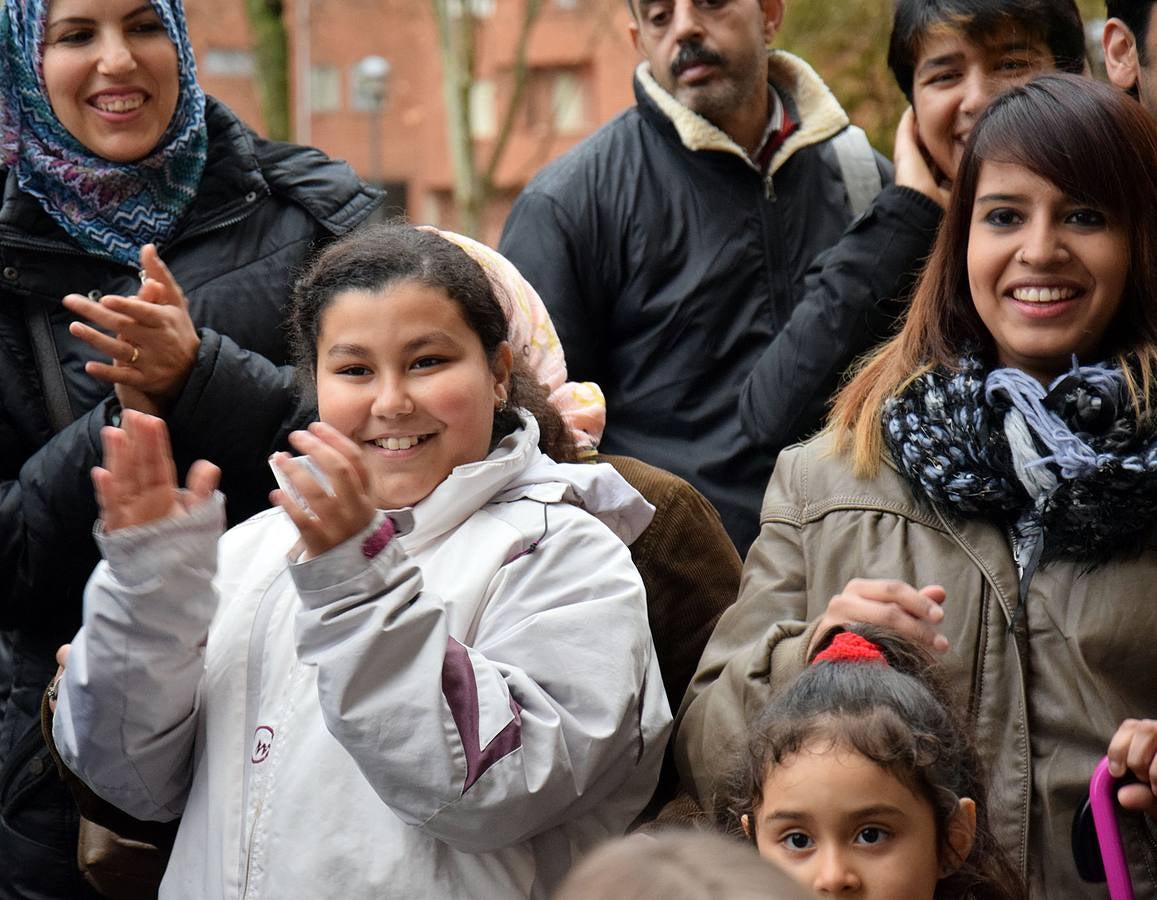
[432,0,545,238]
[244,0,291,141]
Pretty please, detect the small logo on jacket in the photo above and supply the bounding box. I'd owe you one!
[252,725,275,764]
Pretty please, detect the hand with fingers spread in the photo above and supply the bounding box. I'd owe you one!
[271,421,376,560]
[92,410,220,533]
[63,243,200,413]
[812,577,949,656]
[1107,719,1157,817]
[893,108,950,209]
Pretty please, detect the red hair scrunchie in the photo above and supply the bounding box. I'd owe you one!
[811,631,890,666]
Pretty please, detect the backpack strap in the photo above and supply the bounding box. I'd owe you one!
[830,125,882,218]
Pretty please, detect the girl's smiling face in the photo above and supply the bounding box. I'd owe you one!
[314,281,512,510]
[748,742,975,900]
[967,160,1129,383]
[42,0,180,162]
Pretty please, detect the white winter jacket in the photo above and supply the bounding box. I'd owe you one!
[54,418,671,899]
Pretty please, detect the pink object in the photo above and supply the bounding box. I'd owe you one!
[361,516,397,560]
[1090,756,1135,900]
[425,227,606,454]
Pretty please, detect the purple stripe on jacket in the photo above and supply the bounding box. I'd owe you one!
[441,637,523,794]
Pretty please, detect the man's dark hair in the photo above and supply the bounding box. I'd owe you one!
[1107,0,1156,64]
[888,0,1087,101]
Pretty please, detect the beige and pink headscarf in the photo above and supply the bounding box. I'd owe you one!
[429,228,605,455]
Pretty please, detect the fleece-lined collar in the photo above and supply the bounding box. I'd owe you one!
[636,49,850,176]
[392,411,655,552]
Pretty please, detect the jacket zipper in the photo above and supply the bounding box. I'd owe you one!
[931,505,1032,878]
[241,795,262,897]
[165,191,268,253]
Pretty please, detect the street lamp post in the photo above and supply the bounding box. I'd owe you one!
[353,55,392,186]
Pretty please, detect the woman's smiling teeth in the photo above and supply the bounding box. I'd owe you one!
[372,435,430,451]
[1010,286,1077,303]
[91,95,146,113]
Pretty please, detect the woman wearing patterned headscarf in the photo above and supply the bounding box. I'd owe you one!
[0,0,381,894]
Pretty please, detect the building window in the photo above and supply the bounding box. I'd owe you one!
[470,79,497,139]
[447,0,495,17]
[310,64,341,113]
[551,69,586,132]
[525,67,589,134]
[201,48,254,77]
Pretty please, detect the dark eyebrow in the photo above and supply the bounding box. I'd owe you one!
[916,52,964,75]
[975,193,1025,204]
[762,804,905,823]
[326,342,371,358]
[400,330,460,354]
[325,331,460,358]
[918,40,1044,75]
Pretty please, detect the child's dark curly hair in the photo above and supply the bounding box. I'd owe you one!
[286,222,577,463]
[724,623,1025,900]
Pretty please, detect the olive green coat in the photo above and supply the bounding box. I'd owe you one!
[676,430,1157,898]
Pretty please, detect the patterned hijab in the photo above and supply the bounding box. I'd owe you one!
[0,0,207,265]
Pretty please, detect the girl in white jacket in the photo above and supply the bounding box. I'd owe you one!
[53,224,671,899]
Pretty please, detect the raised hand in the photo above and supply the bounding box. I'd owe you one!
[271,421,376,560]
[1108,719,1157,817]
[812,577,949,655]
[92,410,220,532]
[63,243,200,413]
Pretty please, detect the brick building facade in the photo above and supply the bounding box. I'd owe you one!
[187,0,639,244]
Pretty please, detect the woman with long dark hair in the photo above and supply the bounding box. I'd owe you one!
[679,74,1157,896]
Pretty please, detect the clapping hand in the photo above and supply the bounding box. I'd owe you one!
[64,244,200,414]
[92,410,219,533]
[270,421,376,560]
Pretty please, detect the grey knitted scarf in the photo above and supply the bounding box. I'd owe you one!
[882,356,1157,568]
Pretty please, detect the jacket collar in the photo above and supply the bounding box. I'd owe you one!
[0,96,379,246]
[634,49,850,176]
[394,412,655,552]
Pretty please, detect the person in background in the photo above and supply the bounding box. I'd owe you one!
[551,830,813,900]
[0,0,380,894]
[1103,0,1157,117]
[678,74,1157,895]
[52,224,670,898]
[500,0,891,556]
[741,0,1086,459]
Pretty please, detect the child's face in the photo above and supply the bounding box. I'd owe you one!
[314,281,512,510]
[750,743,962,900]
[911,27,1053,182]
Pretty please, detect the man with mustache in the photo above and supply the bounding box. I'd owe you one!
[500,0,895,556]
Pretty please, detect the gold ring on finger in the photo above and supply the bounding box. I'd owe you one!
[129,344,140,365]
